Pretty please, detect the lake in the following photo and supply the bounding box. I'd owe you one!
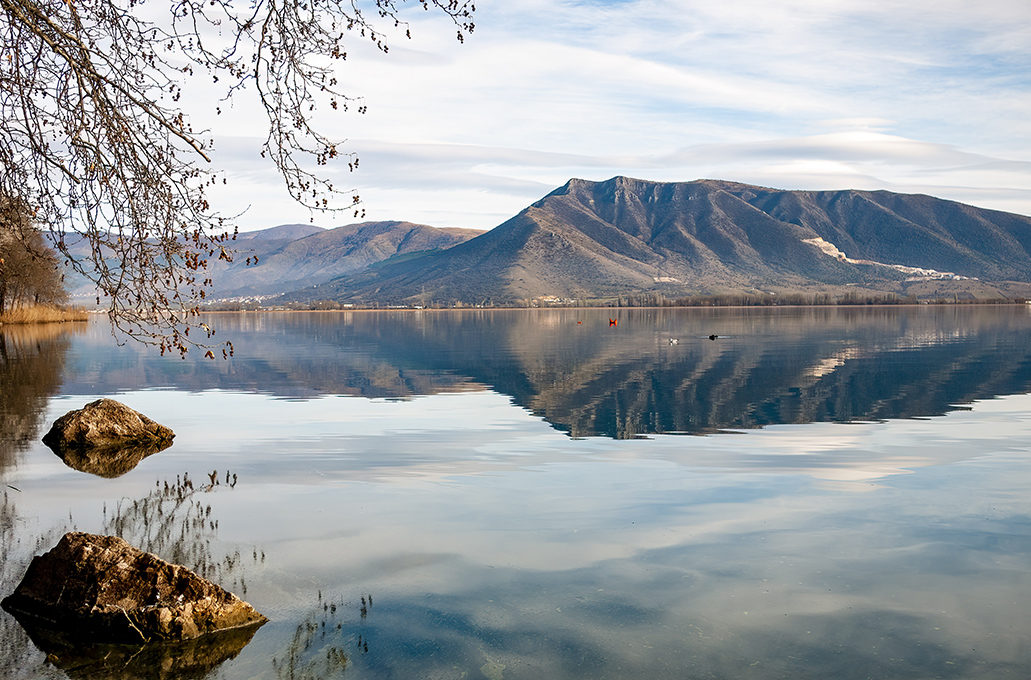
[2,306,1031,679]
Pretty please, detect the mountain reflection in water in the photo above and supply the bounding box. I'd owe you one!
[58,306,1031,438]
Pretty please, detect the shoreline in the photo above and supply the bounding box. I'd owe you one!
[194,299,1031,313]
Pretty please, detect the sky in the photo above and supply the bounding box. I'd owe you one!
[203,0,1031,232]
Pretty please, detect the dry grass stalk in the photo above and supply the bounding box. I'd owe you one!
[0,305,89,324]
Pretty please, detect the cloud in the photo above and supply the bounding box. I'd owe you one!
[195,0,1031,230]
[211,129,1031,231]
[657,133,991,167]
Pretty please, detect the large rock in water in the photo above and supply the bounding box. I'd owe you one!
[1,532,267,643]
[43,398,175,449]
[42,399,175,477]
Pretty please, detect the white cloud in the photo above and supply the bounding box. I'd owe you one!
[199,0,1031,230]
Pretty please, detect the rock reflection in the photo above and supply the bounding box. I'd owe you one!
[13,618,261,680]
[52,439,174,478]
[0,323,82,472]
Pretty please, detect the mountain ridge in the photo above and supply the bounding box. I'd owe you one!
[275,176,1031,305]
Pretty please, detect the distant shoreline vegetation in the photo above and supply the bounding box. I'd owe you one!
[0,305,89,325]
[201,292,1029,312]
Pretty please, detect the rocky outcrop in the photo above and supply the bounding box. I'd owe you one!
[41,399,175,476]
[1,532,267,643]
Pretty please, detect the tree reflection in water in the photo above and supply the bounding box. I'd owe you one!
[272,592,373,680]
[101,471,259,594]
[0,323,82,473]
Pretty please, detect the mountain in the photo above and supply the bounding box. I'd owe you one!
[284,177,1031,305]
[236,223,326,242]
[60,220,483,302]
[205,221,484,298]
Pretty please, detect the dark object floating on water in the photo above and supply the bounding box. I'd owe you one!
[709,334,719,341]
[609,318,618,326]
[1,532,267,645]
[41,399,175,477]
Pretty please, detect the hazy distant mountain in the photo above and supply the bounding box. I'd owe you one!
[60,220,483,302]
[286,177,1031,305]
[236,223,326,242]
[206,220,484,298]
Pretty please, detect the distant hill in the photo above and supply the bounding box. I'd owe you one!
[283,177,1031,305]
[60,220,483,302]
[205,221,485,298]
[236,223,326,242]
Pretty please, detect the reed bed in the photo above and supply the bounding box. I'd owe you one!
[0,305,91,324]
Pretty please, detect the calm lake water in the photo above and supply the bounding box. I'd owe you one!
[3,306,1031,679]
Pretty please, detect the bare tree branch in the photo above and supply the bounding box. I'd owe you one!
[0,0,474,356]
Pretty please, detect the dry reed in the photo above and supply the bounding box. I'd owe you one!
[0,305,90,324]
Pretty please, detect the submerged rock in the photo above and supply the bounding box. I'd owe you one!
[41,399,175,476]
[1,532,267,644]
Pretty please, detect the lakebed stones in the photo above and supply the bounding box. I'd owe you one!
[41,398,175,477]
[1,532,267,644]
